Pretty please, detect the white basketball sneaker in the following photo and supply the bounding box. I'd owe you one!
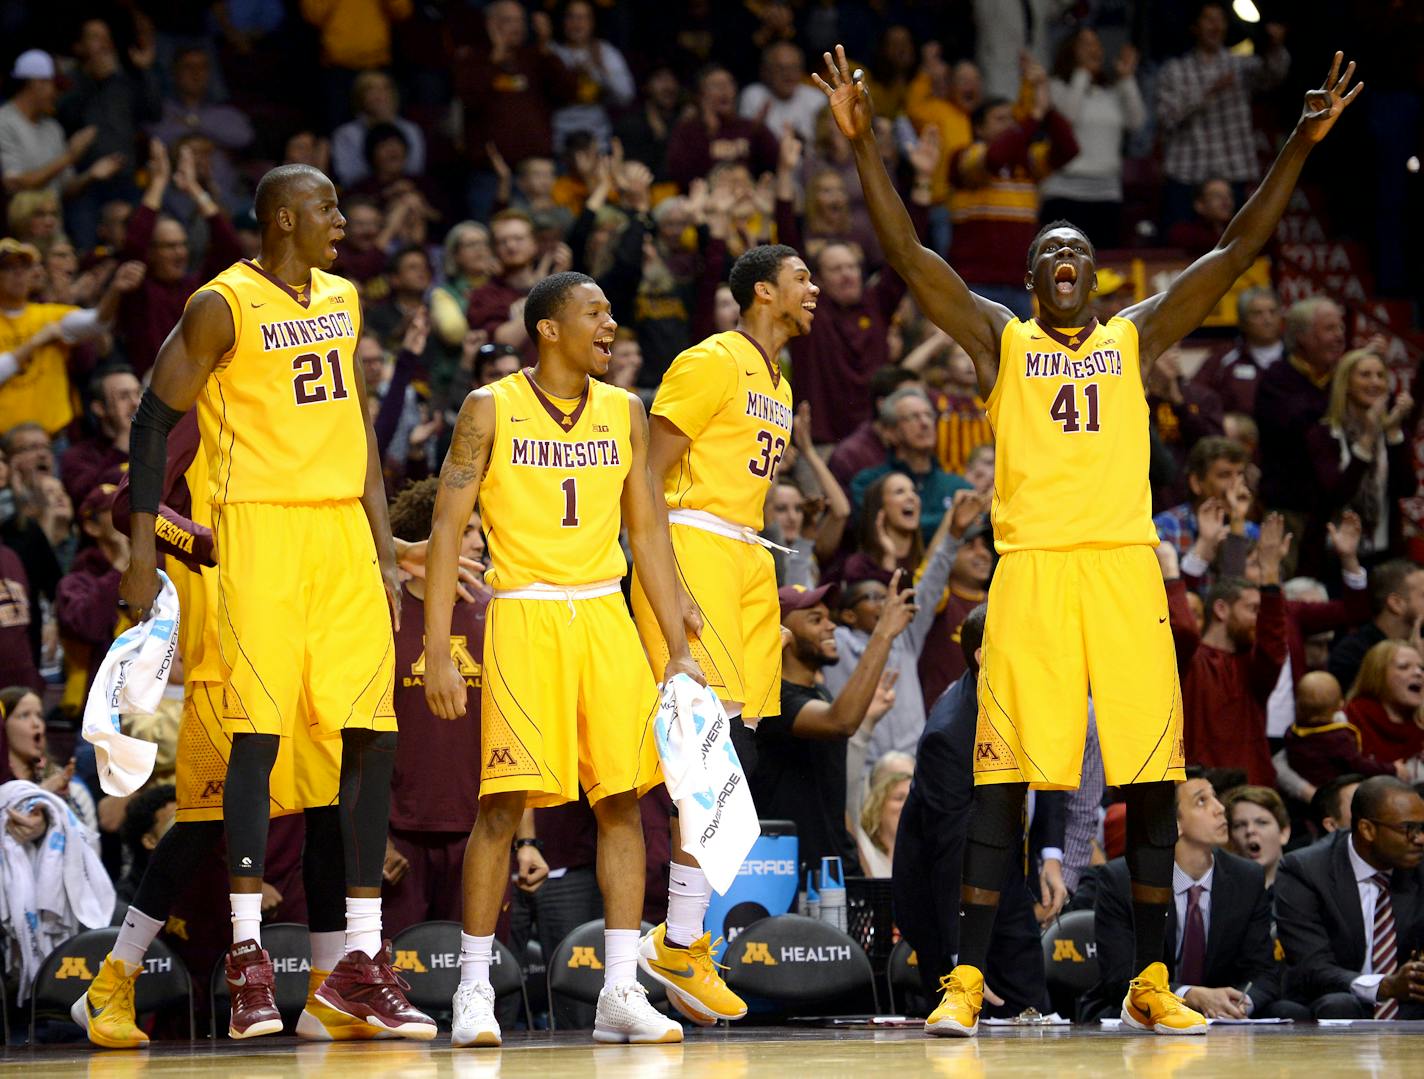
[451,981,501,1047]
[593,981,684,1044]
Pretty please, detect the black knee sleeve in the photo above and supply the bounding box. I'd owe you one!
[1124,781,1177,889]
[224,733,280,877]
[339,728,398,889]
[962,782,1027,891]
[132,819,224,919]
[303,806,346,933]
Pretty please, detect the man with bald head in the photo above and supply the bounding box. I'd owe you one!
[1277,776,1424,1019]
[118,163,434,1040]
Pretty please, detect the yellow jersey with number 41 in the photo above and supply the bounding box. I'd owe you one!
[986,316,1158,553]
[194,260,367,506]
[479,370,632,590]
[651,330,793,531]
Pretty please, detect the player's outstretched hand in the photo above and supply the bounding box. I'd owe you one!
[812,44,874,142]
[1297,51,1363,144]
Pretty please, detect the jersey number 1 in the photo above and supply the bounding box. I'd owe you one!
[292,349,350,406]
[560,478,579,527]
[1049,382,1100,433]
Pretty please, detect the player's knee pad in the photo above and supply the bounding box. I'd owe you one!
[1124,780,1178,887]
[962,782,1028,891]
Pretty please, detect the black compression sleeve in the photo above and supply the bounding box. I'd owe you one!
[128,391,185,517]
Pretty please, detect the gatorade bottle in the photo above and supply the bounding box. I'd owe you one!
[800,869,820,921]
[819,856,846,932]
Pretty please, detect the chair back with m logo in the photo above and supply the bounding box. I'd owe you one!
[30,928,192,1042]
[725,914,877,1015]
[390,920,530,1030]
[1041,908,1099,1017]
[546,919,665,1029]
[210,922,311,1034]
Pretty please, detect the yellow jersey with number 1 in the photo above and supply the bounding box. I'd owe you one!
[479,370,632,590]
[986,316,1158,553]
[652,330,794,531]
[194,260,367,506]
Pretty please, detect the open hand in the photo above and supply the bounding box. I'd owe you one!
[812,44,875,142]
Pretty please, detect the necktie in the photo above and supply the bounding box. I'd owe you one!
[1372,872,1399,1020]
[1178,884,1207,986]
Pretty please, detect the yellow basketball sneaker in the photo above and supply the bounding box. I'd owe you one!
[1121,962,1208,1035]
[925,965,983,1037]
[637,924,747,1024]
[71,956,148,1049]
[296,969,389,1041]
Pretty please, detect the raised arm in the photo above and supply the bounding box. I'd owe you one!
[622,396,704,686]
[116,290,234,620]
[424,389,495,720]
[1127,53,1363,368]
[813,44,1009,397]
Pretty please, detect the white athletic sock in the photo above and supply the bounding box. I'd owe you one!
[112,906,163,969]
[604,929,640,987]
[309,930,345,974]
[344,897,382,958]
[666,862,709,947]
[230,892,263,946]
[460,932,494,987]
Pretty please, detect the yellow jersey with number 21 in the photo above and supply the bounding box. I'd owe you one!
[986,316,1158,554]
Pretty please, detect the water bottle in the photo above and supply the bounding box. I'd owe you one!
[798,869,820,920]
[818,856,846,932]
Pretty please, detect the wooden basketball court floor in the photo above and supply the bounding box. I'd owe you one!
[4,1024,1420,1079]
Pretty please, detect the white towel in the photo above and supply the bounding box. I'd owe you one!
[81,570,181,796]
[0,781,115,1002]
[653,675,760,895]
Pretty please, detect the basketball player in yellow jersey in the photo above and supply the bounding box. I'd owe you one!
[424,272,741,1046]
[629,245,816,986]
[818,45,1362,1036]
[118,164,435,1041]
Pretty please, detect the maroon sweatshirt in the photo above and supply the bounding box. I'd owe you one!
[117,205,242,377]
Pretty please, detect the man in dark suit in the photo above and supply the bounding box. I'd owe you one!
[1081,768,1301,1021]
[1276,776,1424,1019]
[892,603,1068,1017]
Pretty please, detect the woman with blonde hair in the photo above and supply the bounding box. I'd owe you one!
[7,189,63,254]
[856,765,913,878]
[1345,639,1424,768]
[1305,347,1418,569]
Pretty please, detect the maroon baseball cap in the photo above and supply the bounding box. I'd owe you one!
[778,582,840,617]
[78,482,118,521]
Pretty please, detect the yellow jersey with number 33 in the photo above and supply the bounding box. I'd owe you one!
[986,316,1158,553]
[194,260,367,506]
[652,330,794,531]
[479,370,632,589]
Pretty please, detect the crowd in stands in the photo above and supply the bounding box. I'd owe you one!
[0,0,1423,1031]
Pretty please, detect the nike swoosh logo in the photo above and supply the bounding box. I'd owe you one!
[1158,617,1167,624]
[88,998,103,1018]
[511,417,528,423]
[231,972,247,987]
[745,370,757,376]
[652,960,695,979]
[250,302,265,309]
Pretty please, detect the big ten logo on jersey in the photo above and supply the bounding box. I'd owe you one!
[407,636,481,689]
[740,941,778,966]
[745,390,792,479]
[567,946,603,970]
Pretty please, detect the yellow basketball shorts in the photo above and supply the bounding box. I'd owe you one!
[214,499,395,738]
[174,682,341,822]
[630,523,782,719]
[480,592,662,808]
[976,546,1185,790]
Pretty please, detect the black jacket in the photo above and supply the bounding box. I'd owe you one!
[1275,830,1424,1016]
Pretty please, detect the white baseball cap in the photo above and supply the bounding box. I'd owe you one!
[11,50,56,81]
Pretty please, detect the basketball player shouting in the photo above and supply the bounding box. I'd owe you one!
[816,45,1362,1036]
